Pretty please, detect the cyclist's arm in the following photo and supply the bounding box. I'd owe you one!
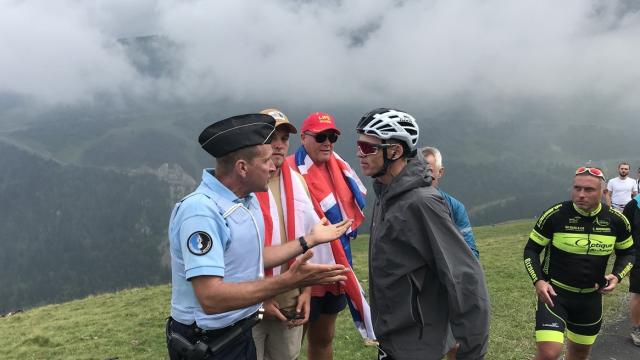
[523,240,545,284]
[611,247,634,281]
[611,210,635,281]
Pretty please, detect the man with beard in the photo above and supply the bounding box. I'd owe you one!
[606,162,637,211]
[252,108,318,360]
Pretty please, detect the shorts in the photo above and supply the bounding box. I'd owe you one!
[309,292,347,323]
[535,288,602,345]
[629,266,640,294]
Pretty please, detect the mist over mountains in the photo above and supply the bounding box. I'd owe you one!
[2,1,640,314]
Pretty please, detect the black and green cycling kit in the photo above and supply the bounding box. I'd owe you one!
[523,201,635,344]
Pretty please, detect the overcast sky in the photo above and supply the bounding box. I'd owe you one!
[1,0,639,122]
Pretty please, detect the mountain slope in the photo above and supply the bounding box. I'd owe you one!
[0,220,630,360]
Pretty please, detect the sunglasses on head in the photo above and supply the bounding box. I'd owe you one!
[357,141,393,156]
[575,166,605,180]
[305,132,338,143]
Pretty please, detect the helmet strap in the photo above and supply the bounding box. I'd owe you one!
[372,145,398,178]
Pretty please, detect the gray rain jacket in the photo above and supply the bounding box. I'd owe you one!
[369,157,490,360]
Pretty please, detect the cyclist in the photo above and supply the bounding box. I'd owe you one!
[523,166,635,360]
[357,108,490,360]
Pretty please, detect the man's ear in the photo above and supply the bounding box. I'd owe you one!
[439,166,445,179]
[235,159,249,177]
[390,144,404,160]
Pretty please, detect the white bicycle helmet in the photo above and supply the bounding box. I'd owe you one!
[356,108,419,151]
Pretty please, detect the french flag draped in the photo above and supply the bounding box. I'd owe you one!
[287,146,376,341]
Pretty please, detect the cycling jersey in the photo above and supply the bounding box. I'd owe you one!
[524,201,634,293]
[524,200,635,345]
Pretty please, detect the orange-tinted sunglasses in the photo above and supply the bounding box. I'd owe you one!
[575,166,605,180]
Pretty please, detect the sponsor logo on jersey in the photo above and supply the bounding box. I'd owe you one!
[593,218,610,227]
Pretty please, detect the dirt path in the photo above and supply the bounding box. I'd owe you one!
[590,299,639,360]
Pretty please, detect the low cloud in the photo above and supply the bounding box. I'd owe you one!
[1,0,639,121]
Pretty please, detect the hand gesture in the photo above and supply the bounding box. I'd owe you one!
[288,290,311,328]
[535,280,557,307]
[306,218,353,247]
[596,274,619,294]
[262,299,288,322]
[286,251,347,288]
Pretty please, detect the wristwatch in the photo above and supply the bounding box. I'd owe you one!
[298,236,309,253]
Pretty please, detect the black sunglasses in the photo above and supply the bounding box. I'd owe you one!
[305,132,338,143]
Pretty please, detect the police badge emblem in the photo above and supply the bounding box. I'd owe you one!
[187,231,213,256]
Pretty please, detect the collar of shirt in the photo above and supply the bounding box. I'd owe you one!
[201,169,255,208]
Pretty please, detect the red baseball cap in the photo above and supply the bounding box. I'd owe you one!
[300,112,341,135]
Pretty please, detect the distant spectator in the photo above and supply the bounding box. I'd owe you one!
[606,162,637,211]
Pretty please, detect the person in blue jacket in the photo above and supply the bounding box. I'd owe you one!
[165,113,352,360]
[421,146,479,259]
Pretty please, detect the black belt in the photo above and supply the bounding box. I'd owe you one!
[167,309,264,360]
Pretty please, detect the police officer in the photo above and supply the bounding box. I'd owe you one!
[166,113,352,360]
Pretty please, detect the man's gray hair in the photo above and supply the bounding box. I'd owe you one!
[420,146,443,168]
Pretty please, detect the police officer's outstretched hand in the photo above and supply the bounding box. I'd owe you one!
[285,251,348,288]
[306,218,353,247]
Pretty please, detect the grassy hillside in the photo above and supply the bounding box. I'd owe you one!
[0,220,630,359]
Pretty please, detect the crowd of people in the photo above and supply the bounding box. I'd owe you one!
[163,108,638,360]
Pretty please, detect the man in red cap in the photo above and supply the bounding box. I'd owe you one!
[287,112,371,360]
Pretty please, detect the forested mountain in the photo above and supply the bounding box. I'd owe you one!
[0,142,194,313]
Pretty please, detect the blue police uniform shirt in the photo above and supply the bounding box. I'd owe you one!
[169,169,264,330]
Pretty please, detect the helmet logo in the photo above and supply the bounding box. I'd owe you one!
[397,114,414,123]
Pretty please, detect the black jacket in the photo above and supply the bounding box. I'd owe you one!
[623,198,640,266]
[368,157,490,360]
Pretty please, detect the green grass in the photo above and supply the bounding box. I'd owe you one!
[0,220,630,359]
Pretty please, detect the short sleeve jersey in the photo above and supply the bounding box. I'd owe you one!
[528,201,633,291]
[169,169,264,330]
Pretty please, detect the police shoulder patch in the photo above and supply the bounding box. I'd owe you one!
[187,231,213,256]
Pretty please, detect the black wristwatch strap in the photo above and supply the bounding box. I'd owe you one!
[298,236,309,253]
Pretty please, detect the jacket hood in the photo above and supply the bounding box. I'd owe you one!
[373,156,433,200]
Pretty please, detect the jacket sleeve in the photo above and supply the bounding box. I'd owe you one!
[407,195,490,360]
[449,197,480,259]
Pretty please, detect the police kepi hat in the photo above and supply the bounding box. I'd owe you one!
[199,114,276,158]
